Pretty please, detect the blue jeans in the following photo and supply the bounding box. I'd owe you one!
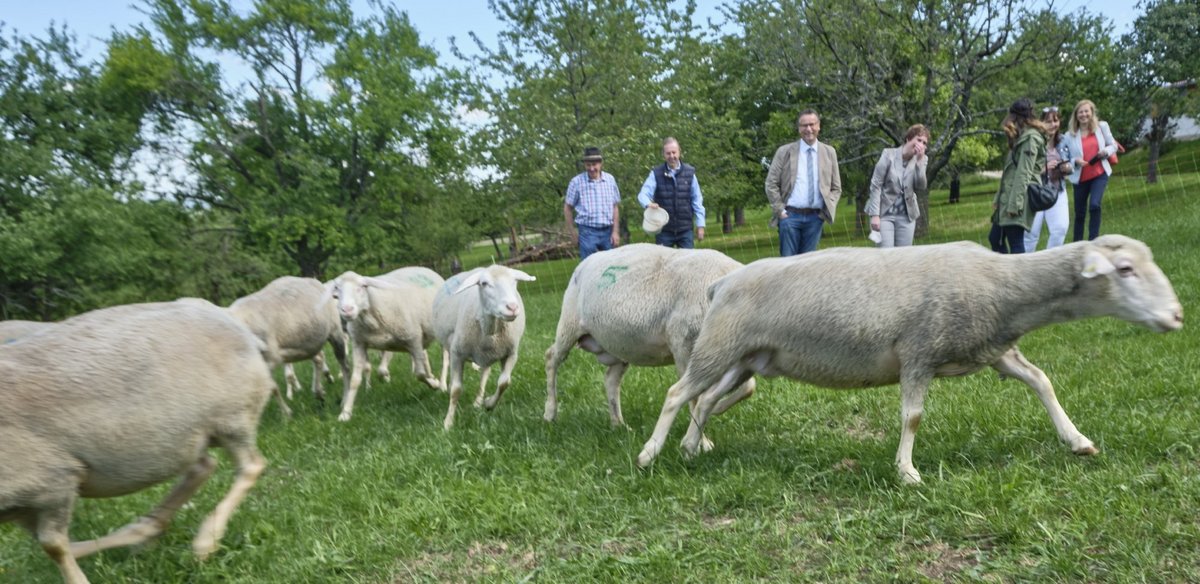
[989,223,1026,254]
[1072,173,1109,241]
[655,229,694,249]
[577,224,614,260]
[779,212,824,256]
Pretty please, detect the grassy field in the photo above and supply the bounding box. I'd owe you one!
[3,153,1199,582]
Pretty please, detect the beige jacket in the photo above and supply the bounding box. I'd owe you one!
[865,147,928,222]
[765,140,842,228]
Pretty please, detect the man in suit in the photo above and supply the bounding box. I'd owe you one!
[764,109,842,256]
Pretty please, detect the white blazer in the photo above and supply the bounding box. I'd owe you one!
[1065,120,1118,184]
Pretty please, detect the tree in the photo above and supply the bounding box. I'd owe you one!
[1118,0,1200,182]
[133,0,474,277]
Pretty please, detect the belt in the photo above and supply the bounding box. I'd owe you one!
[785,206,821,215]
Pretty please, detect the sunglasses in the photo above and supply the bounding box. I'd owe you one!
[1042,106,1059,113]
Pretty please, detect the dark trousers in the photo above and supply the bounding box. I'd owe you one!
[577,224,614,260]
[655,229,694,249]
[778,211,824,256]
[989,223,1026,254]
[1072,173,1109,241]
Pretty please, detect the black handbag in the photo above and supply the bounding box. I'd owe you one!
[1026,176,1057,212]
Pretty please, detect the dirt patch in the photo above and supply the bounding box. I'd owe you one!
[839,416,887,441]
[399,541,537,583]
[916,541,980,582]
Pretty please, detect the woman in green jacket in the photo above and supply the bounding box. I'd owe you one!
[989,98,1047,254]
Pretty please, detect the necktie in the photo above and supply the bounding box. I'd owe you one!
[806,147,816,207]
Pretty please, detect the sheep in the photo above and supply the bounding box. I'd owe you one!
[634,235,1184,484]
[227,276,349,417]
[0,300,275,583]
[329,266,445,422]
[0,319,55,343]
[543,244,756,448]
[434,265,536,430]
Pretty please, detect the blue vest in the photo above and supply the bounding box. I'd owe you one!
[652,163,695,233]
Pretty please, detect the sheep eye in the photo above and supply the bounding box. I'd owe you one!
[1117,266,1135,278]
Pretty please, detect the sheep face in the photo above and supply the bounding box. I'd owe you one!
[454,266,536,322]
[1081,240,1183,333]
[331,272,371,322]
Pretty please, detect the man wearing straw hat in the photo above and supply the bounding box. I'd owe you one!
[637,137,706,248]
[564,146,621,259]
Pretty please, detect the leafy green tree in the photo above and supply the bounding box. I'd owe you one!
[134,0,474,277]
[1117,0,1200,182]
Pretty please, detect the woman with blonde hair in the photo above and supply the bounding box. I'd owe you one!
[989,97,1047,254]
[866,124,929,247]
[1024,106,1074,251]
[1065,99,1119,241]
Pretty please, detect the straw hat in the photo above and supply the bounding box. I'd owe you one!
[642,206,669,234]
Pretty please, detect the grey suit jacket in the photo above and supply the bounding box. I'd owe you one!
[865,147,927,223]
[765,140,842,228]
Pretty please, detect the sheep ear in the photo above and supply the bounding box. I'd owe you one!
[362,276,400,289]
[507,268,536,282]
[453,272,483,295]
[1081,250,1116,279]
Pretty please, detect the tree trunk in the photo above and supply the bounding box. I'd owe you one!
[734,206,745,227]
[1147,113,1170,184]
[721,209,732,234]
[490,235,505,261]
[509,225,519,257]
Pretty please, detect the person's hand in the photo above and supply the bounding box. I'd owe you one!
[697,227,705,241]
[1058,161,1073,175]
[912,140,926,161]
[1089,152,1106,165]
[610,231,620,247]
[648,202,660,209]
[870,216,881,231]
[780,209,788,219]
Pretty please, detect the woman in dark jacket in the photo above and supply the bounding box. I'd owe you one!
[989,98,1047,254]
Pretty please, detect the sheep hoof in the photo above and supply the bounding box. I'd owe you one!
[898,467,922,485]
[1073,444,1099,456]
[336,411,352,422]
[442,419,454,431]
[636,447,656,468]
[543,406,557,422]
[700,436,715,453]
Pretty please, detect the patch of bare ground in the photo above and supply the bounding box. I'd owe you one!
[397,541,537,583]
[916,541,981,582]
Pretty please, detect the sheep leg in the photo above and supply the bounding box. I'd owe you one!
[681,367,753,457]
[71,454,218,558]
[406,342,441,390]
[439,347,451,394]
[895,370,934,485]
[993,347,1097,455]
[270,375,293,419]
[482,351,518,410]
[283,363,300,401]
[35,503,89,584]
[326,335,350,403]
[474,365,493,408]
[338,339,369,422]
[543,330,583,422]
[604,361,630,426]
[192,441,266,560]
[309,354,325,404]
[637,372,711,468]
[377,351,394,383]
[443,352,466,430]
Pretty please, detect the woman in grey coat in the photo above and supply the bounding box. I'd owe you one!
[866,124,930,247]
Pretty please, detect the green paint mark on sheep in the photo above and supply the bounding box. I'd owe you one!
[597,265,629,290]
[408,274,436,288]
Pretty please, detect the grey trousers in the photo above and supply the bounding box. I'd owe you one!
[878,215,916,247]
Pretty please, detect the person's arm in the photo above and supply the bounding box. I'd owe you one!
[866,150,888,231]
[563,203,576,238]
[610,202,620,247]
[1098,121,1118,157]
[827,148,843,211]
[764,147,787,218]
[637,172,657,208]
[692,176,706,240]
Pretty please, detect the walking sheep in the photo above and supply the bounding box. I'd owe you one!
[635,235,1183,484]
[228,276,349,416]
[544,244,756,449]
[0,301,276,584]
[434,265,536,430]
[0,319,54,343]
[329,266,445,422]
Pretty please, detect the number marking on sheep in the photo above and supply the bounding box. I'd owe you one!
[597,265,629,290]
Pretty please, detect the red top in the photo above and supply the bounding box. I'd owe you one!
[1080,133,1104,182]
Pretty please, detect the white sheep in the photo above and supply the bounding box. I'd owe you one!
[0,300,275,584]
[635,235,1183,484]
[228,276,349,417]
[434,265,536,430]
[0,319,55,343]
[329,266,445,422]
[544,244,756,448]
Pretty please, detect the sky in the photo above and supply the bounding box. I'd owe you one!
[3,0,1143,67]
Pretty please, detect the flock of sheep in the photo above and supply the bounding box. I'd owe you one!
[0,234,1184,583]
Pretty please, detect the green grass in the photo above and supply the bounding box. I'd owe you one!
[3,166,1199,583]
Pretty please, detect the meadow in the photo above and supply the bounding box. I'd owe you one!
[3,145,1199,582]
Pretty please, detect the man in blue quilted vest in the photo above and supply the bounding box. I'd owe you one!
[636,137,707,248]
